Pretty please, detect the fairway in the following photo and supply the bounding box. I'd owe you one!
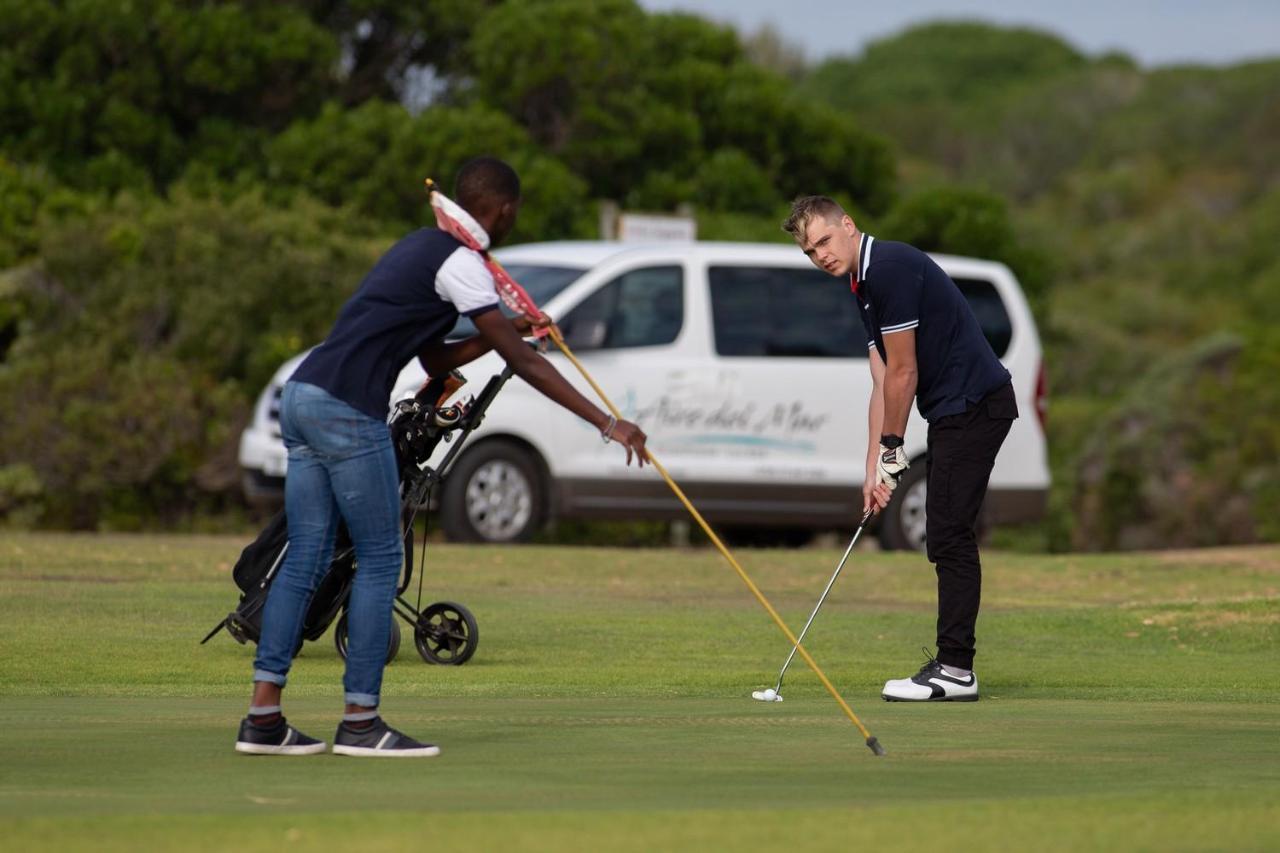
[1,533,1277,851]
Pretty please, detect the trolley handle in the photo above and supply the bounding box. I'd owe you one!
[429,364,516,478]
[459,365,513,431]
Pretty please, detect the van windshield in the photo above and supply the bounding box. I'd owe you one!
[448,264,586,339]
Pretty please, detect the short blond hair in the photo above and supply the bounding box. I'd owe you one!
[782,196,845,238]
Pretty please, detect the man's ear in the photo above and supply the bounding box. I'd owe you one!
[841,214,857,234]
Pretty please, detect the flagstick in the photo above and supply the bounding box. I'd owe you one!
[544,325,884,755]
[424,179,882,753]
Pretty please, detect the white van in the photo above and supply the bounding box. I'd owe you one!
[238,241,1049,549]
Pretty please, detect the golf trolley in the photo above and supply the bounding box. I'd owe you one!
[201,364,515,666]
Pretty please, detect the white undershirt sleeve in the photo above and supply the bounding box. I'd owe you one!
[436,247,501,316]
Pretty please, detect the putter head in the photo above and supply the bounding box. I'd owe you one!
[751,689,784,702]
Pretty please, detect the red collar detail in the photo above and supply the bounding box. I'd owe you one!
[849,271,860,296]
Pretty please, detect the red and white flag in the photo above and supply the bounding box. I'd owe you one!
[427,181,549,338]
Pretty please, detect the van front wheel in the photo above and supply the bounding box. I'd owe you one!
[878,464,928,552]
[440,441,546,543]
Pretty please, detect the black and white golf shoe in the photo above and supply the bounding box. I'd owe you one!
[881,651,979,702]
[234,716,327,755]
[332,718,440,758]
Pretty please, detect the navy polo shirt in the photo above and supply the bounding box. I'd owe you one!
[853,234,1010,422]
[291,228,500,419]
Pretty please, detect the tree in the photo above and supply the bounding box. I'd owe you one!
[800,21,1092,175]
[468,0,895,214]
[802,21,1087,113]
[0,188,391,528]
[469,0,674,197]
[879,185,1050,311]
[740,24,807,82]
[263,101,592,240]
[1071,330,1280,549]
[0,0,338,190]
[298,0,501,105]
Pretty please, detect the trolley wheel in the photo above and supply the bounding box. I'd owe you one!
[333,611,401,664]
[414,601,478,665]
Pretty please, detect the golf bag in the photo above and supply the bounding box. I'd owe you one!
[202,364,514,665]
[214,507,360,651]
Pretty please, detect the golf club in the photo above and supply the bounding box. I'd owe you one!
[752,509,874,703]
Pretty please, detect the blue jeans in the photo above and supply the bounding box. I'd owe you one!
[253,381,403,707]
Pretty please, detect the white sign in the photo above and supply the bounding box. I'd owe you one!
[617,213,697,243]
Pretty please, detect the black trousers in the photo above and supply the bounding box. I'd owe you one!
[925,382,1017,670]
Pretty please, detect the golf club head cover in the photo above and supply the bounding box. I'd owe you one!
[435,370,467,407]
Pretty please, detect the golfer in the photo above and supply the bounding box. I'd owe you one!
[235,157,648,757]
[784,196,1016,702]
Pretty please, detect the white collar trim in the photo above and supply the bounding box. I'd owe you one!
[859,233,875,282]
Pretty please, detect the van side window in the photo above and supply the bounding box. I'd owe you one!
[560,266,683,350]
[709,266,867,358]
[954,278,1013,357]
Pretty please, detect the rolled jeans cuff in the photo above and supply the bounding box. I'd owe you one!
[253,669,287,687]
[345,692,379,708]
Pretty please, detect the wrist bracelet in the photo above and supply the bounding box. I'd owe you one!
[601,415,617,443]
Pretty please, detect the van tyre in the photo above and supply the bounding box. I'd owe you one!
[879,463,928,552]
[441,440,546,543]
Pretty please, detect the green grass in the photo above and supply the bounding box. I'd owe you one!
[1,533,1278,851]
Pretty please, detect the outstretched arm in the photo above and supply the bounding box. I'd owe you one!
[471,309,648,466]
[419,315,549,375]
[419,335,492,375]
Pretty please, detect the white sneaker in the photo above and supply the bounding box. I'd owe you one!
[882,652,979,702]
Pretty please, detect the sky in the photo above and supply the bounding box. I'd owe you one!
[637,0,1280,67]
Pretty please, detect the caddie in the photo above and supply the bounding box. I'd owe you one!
[235,157,647,758]
[783,195,1017,702]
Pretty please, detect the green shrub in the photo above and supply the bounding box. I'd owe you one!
[0,188,389,528]
[1071,331,1280,549]
[880,185,1052,316]
[264,101,592,242]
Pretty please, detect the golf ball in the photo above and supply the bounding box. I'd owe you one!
[762,689,776,700]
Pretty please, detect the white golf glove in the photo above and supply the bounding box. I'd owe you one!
[876,442,910,492]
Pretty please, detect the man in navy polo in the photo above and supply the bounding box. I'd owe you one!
[235,158,649,757]
[784,195,1017,702]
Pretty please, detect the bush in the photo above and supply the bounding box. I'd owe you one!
[693,148,777,215]
[0,188,390,528]
[1071,330,1280,549]
[879,185,1052,315]
[469,0,896,216]
[0,0,337,190]
[264,101,592,242]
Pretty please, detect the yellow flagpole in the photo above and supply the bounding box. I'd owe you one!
[424,178,883,753]
[544,324,885,756]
